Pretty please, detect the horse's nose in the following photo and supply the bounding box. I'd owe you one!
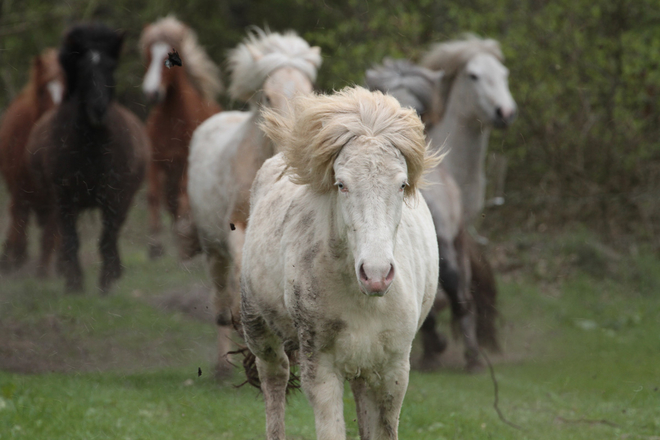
[495,106,516,124]
[358,262,395,296]
[144,89,163,105]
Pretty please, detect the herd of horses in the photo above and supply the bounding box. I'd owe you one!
[0,17,516,439]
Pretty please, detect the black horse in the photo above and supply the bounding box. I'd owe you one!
[27,23,149,292]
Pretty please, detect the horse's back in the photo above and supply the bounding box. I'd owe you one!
[421,163,463,241]
[188,110,252,244]
[109,103,150,179]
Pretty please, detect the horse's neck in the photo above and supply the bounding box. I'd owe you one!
[431,86,491,221]
[164,69,217,123]
[229,110,276,225]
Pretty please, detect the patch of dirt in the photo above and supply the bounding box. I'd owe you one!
[145,282,214,323]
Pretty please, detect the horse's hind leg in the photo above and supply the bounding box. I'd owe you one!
[0,195,30,271]
[98,202,129,293]
[419,311,448,370]
[147,162,164,259]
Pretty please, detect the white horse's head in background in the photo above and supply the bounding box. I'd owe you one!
[228,28,322,114]
[423,36,516,128]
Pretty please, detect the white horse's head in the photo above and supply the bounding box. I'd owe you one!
[262,87,435,297]
[460,53,516,128]
[228,29,321,112]
[333,137,409,295]
[423,37,517,128]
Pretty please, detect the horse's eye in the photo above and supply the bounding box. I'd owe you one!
[264,95,272,106]
[400,181,408,191]
[468,73,479,81]
[336,182,348,192]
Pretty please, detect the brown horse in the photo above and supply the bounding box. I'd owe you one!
[139,16,223,260]
[27,24,149,293]
[0,48,64,275]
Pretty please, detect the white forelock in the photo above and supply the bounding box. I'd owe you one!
[228,28,322,102]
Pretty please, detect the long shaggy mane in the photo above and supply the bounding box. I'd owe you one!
[260,86,437,198]
[421,36,503,120]
[228,28,322,102]
[139,15,223,101]
[365,58,441,117]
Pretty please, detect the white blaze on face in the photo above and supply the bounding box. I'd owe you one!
[142,42,170,96]
[334,139,408,296]
[46,80,63,104]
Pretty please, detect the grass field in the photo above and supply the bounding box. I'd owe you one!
[0,187,659,439]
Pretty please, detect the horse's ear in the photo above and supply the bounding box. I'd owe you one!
[246,44,262,62]
[110,30,126,59]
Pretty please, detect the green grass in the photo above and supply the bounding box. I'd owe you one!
[1,186,659,438]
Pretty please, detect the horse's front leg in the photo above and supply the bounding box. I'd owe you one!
[351,378,377,440]
[364,362,410,440]
[455,229,481,372]
[98,202,129,293]
[301,355,346,440]
[35,206,58,278]
[146,161,164,259]
[207,244,239,378]
[57,204,82,292]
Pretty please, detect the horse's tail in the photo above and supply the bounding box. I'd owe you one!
[467,235,501,352]
[231,346,301,395]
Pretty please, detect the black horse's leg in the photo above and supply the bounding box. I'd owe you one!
[98,202,129,293]
[35,206,58,278]
[57,203,83,292]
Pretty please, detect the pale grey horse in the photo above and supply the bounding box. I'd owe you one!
[366,57,500,371]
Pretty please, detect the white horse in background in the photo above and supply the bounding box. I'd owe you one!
[422,36,517,224]
[241,87,439,440]
[366,57,501,371]
[187,29,321,377]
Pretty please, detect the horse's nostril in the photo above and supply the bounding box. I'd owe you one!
[385,264,395,283]
[359,263,369,282]
[496,107,503,118]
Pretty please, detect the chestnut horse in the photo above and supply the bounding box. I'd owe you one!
[140,16,222,260]
[27,24,149,292]
[0,48,64,275]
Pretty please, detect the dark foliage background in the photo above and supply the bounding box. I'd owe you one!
[1,0,659,243]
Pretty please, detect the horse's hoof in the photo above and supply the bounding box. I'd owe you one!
[464,359,485,374]
[416,354,444,372]
[65,280,84,294]
[148,243,165,260]
[214,362,234,382]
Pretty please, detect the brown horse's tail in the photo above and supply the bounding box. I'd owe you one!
[467,235,501,352]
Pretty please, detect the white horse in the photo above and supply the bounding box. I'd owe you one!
[422,36,517,224]
[187,29,321,377]
[241,87,439,440]
[366,57,500,371]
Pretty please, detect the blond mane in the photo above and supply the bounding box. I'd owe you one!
[228,28,322,102]
[421,36,503,120]
[139,15,223,101]
[261,86,437,198]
